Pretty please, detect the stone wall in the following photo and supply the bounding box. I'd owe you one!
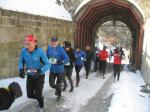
[136,0,150,86]
[0,8,74,78]
[142,19,150,86]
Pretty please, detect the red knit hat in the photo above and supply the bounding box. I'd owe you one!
[25,34,37,43]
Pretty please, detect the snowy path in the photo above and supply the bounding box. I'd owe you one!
[14,71,114,112]
[19,72,113,112]
[1,62,150,112]
[79,73,114,112]
[108,66,150,112]
[1,63,115,112]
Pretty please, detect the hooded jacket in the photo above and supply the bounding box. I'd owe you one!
[74,50,86,66]
[18,47,51,75]
[47,45,69,73]
[98,50,108,61]
[64,48,76,69]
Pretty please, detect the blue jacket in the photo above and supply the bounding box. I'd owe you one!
[18,47,51,75]
[47,45,69,74]
[74,50,86,66]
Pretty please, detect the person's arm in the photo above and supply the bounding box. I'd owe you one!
[18,49,26,78]
[97,51,101,58]
[40,49,51,74]
[18,49,24,71]
[91,51,95,60]
[106,51,109,58]
[72,50,76,62]
[62,48,70,64]
[74,51,77,62]
[81,51,86,59]
[46,46,50,59]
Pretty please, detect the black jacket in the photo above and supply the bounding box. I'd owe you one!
[65,48,76,69]
[0,88,15,110]
[0,82,22,111]
[119,49,125,59]
[85,50,94,63]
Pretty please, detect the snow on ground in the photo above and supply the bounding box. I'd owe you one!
[0,70,50,112]
[1,62,150,112]
[0,66,113,112]
[0,0,72,21]
[0,77,27,110]
[108,66,150,112]
[0,68,88,111]
[62,72,112,112]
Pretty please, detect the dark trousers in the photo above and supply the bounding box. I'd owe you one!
[113,64,121,81]
[84,62,91,77]
[0,88,14,110]
[99,60,107,76]
[94,59,99,72]
[49,73,63,96]
[75,65,82,83]
[63,68,73,88]
[109,56,112,61]
[27,75,45,108]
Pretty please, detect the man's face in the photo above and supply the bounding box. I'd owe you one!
[76,48,80,52]
[25,41,36,52]
[103,46,106,50]
[86,46,90,50]
[65,46,70,51]
[51,41,58,47]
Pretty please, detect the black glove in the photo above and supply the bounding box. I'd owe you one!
[57,60,64,65]
[37,69,42,75]
[19,69,25,78]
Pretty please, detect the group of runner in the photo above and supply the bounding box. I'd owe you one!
[0,34,125,112]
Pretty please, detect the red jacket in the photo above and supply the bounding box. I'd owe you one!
[98,50,108,61]
[113,53,121,64]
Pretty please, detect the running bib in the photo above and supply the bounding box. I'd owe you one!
[64,62,70,66]
[81,57,86,61]
[49,57,57,64]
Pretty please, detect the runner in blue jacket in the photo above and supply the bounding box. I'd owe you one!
[18,48,50,75]
[74,46,86,87]
[47,46,69,74]
[18,35,50,112]
[47,37,69,101]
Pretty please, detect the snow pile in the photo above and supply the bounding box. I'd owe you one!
[108,67,150,112]
[0,0,72,21]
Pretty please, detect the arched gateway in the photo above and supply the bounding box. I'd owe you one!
[74,0,145,69]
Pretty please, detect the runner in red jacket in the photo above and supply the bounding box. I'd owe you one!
[113,48,122,81]
[97,46,108,78]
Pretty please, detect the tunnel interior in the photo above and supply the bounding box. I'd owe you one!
[75,0,144,69]
[95,20,132,49]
